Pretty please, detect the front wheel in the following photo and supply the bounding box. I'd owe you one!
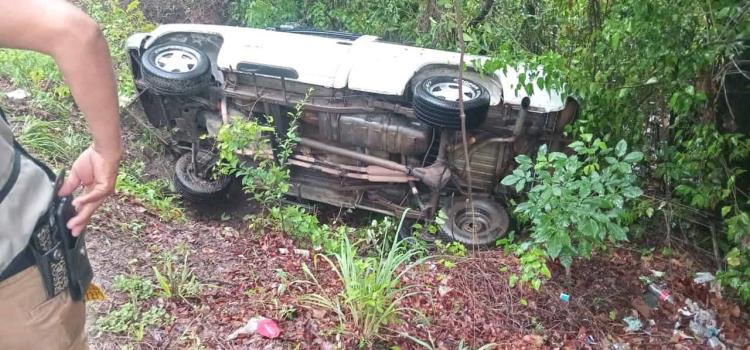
[140,43,212,95]
[173,150,232,202]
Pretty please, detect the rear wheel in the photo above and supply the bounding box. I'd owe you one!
[439,196,509,246]
[174,150,232,202]
[413,75,490,130]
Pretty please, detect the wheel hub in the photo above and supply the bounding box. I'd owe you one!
[440,196,510,246]
[426,79,481,102]
[174,150,232,202]
[456,207,492,235]
[155,49,199,73]
[188,151,219,181]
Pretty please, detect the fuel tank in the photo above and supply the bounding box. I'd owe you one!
[317,113,432,155]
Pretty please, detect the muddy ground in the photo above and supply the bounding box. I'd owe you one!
[84,192,750,349]
[123,0,231,25]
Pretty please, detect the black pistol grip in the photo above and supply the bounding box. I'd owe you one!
[55,196,93,301]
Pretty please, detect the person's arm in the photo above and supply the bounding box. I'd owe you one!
[0,0,122,235]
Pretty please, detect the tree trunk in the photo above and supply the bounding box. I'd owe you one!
[418,0,441,33]
[470,0,494,27]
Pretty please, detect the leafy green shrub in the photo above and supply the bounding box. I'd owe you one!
[153,245,204,301]
[216,91,308,208]
[230,0,302,29]
[512,246,550,290]
[663,125,750,210]
[502,136,643,274]
[98,273,172,341]
[301,217,426,346]
[434,240,467,257]
[722,242,750,303]
[231,0,421,45]
[269,205,340,253]
[411,209,447,237]
[95,303,171,341]
[215,116,280,203]
[116,164,183,221]
[508,246,550,291]
[270,205,406,255]
[113,274,156,301]
[477,0,750,301]
[496,235,551,290]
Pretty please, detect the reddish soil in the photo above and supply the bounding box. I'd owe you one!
[84,188,750,349]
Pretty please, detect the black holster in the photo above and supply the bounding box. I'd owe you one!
[30,195,93,301]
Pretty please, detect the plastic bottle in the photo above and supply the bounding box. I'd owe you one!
[648,283,674,304]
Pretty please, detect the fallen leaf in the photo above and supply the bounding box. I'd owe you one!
[522,334,544,347]
[311,308,327,319]
[631,297,652,319]
[731,305,741,318]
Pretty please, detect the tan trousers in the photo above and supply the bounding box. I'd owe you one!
[0,266,88,350]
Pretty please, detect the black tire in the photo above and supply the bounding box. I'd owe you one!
[141,43,211,95]
[396,218,438,253]
[413,75,490,130]
[396,218,417,242]
[439,196,509,246]
[174,150,232,202]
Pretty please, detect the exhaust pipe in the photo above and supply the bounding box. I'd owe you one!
[298,137,449,188]
[513,96,531,137]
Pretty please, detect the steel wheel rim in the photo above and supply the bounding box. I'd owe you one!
[453,206,493,237]
[440,196,509,245]
[186,151,219,182]
[426,79,481,102]
[154,48,199,73]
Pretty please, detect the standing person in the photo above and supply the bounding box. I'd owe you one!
[0,0,122,349]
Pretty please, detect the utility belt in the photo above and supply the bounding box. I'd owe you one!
[0,139,93,302]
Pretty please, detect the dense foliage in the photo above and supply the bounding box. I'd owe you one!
[502,137,644,273]
[232,0,750,301]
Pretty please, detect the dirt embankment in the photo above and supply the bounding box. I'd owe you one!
[122,0,232,24]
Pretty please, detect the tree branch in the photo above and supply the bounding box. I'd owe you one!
[469,0,494,27]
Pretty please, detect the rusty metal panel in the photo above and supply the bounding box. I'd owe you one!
[318,114,431,155]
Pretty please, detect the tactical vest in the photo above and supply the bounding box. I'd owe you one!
[0,110,54,272]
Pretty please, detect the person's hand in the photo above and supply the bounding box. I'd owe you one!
[58,145,121,236]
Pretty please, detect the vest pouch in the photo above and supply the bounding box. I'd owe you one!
[29,220,70,298]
